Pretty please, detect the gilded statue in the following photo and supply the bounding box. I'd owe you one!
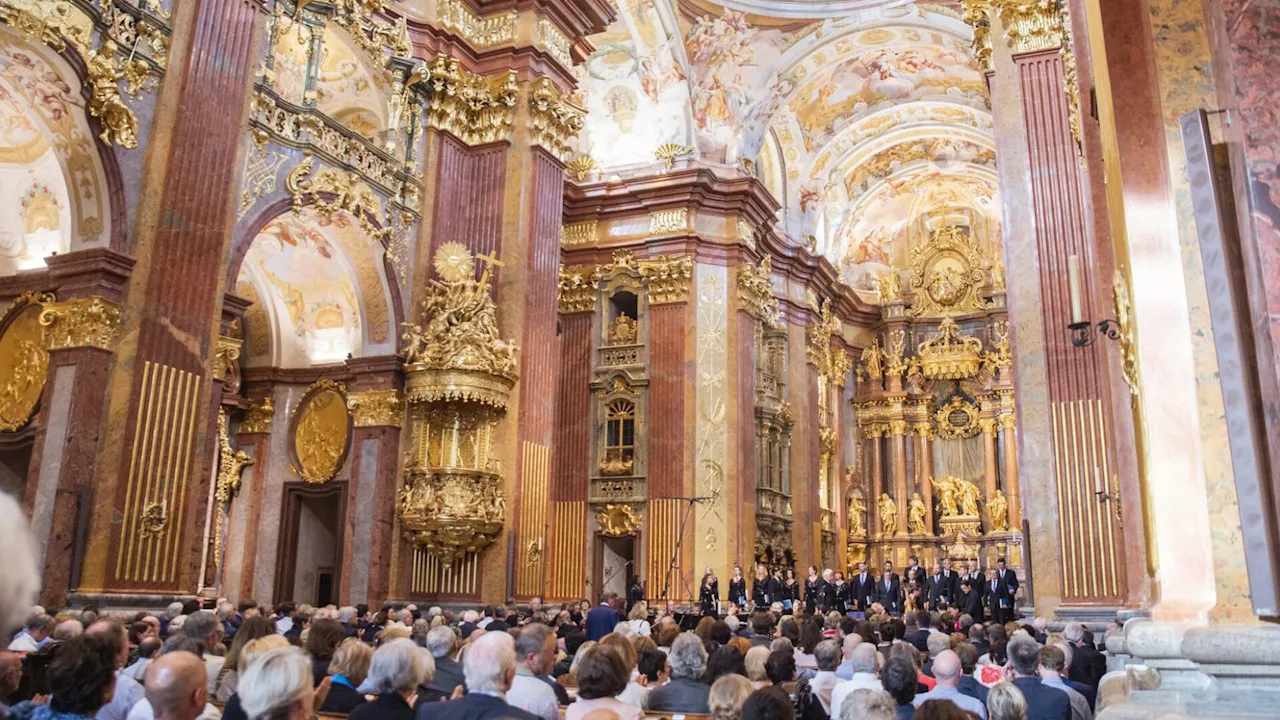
[861,339,884,379]
[908,492,928,535]
[934,477,960,518]
[848,494,867,537]
[87,41,139,149]
[877,271,902,303]
[988,488,1009,532]
[608,312,638,345]
[403,243,518,379]
[878,493,897,536]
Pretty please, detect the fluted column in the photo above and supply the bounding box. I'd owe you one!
[981,418,1000,528]
[891,420,909,537]
[915,423,936,535]
[869,428,885,537]
[1001,414,1021,527]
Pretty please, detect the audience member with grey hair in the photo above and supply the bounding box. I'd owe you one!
[809,639,843,714]
[237,647,314,720]
[320,638,372,714]
[178,611,224,696]
[1063,622,1105,690]
[53,619,84,641]
[125,637,223,720]
[419,631,540,720]
[420,626,464,702]
[647,633,710,713]
[1005,635,1069,720]
[986,681,1027,720]
[839,689,897,720]
[508,624,558,720]
[349,639,432,720]
[830,643,883,720]
[0,492,39,640]
[7,614,52,653]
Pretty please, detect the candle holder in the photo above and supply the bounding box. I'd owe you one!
[1094,487,1123,526]
[1068,318,1121,348]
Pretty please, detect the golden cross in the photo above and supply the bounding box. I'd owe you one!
[476,251,505,269]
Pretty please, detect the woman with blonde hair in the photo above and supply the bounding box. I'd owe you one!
[320,638,373,713]
[694,616,717,643]
[986,680,1028,720]
[599,633,648,709]
[237,647,316,720]
[744,646,771,689]
[627,601,652,638]
[708,674,752,720]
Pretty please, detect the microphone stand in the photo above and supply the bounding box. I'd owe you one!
[658,495,714,608]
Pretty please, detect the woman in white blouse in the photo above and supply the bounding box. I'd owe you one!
[626,601,652,638]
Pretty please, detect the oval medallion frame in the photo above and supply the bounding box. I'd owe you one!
[289,379,352,484]
[0,292,54,432]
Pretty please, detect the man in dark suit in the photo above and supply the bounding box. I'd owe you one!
[878,560,904,615]
[851,562,876,611]
[1065,623,1107,689]
[995,558,1019,622]
[926,564,949,610]
[940,558,961,604]
[420,632,540,720]
[958,579,984,622]
[984,568,1013,624]
[953,642,989,706]
[585,593,619,641]
[907,610,932,652]
[905,555,925,589]
[1006,635,1071,720]
[420,626,467,702]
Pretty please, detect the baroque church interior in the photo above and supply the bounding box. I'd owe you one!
[0,0,1277,714]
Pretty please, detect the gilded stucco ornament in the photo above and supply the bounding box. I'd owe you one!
[934,476,982,518]
[212,409,253,571]
[917,318,983,379]
[565,157,596,182]
[805,297,842,370]
[87,40,139,149]
[290,379,352,484]
[908,493,928,535]
[240,396,275,435]
[654,143,694,169]
[0,291,53,432]
[934,396,981,440]
[991,0,1064,53]
[416,56,518,146]
[878,493,897,537]
[214,336,242,393]
[987,489,1009,531]
[877,271,903,304]
[737,256,780,328]
[909,225,990,318]
[286,155,390,241]
[1113,270,1140,398]
[638,254,693,303]
[596,503,643,537]
[558,264,602,313]
[347,389,404,427]
[39,297,121,351]
[529,77,585,163]
[399,244,516,563]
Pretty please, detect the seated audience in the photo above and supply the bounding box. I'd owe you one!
[708,674,752,720]
[830,643,883,720]
[744,646,771,689]
[953,642,990,705]
[216,617,276,701]
[807,639,842,714]
[598,634,647,709]
[565,645,644,720]
[914,699,973,720]
[987,681,1028,720]
[321,637,372,713]
[421,630,539,720]
[125,637,164,682]
[237,647,315,720]
[509,625,560,720]
[7,635,118,720]
[837,689,896,720]
[1005,635,1070,720]
[880,657,918,720]
[763,650,795,687]
[351,639,432,720]
[86,620,144,720]
[217,634,291,720]
[422,625,464,702]
[125,638,221,720]
[1038,645,1091,720]
[911,649,986,718]
[703,645,746,687]
[636,648,669,687]
[739,686,794,720]
[647,633,710,713]
[304,619,346,687]
[142,652,208,720]
[558,640,596,689]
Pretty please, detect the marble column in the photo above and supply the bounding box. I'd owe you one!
[550,306,594,601]
[22,250,133,605]
[891,420,909,537]
[981,418,999,529]
[916,424,936,535]
[79,0,266,597]
[343,357,403,608]
[869,428,884,537]
[1002,414,1021,527]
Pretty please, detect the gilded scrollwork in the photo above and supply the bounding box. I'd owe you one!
[909,225,990,318]
[737,256,780,328]
[529,77,585,163]
[558,264,601,313]
[416,56,518,146]
[639,254,693,304]
[347,389,404,427]
[654,143,694,169]
[917,318,983,379]
[596,503,643,537]
[214,336,242,393]
[398,470,507,563]
[1113,270,1140,398]
[240,396,274,435]
[0,291,53,432]
[286,155,390,241]
[212,409,253,570]
[39,297,121,351]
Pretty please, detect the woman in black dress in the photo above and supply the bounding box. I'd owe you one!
[833,571,852,613]
[803,565,825,612]
[628,575,645,611]
[728,565,748,607]
[699,569,720,616]
[783,568,800,612]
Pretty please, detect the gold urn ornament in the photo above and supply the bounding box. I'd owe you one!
[398,244,518,564]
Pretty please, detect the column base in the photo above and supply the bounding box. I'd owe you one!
[66,592,195,612]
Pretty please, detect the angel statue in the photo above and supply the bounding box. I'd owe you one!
[878,493,897,537]
[987,489,1009,532]
[958,479,982,517]
[908,493,928,535]
[861,339,884,379]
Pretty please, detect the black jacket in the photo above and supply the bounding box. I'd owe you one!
[1010,677,1071,720]
[417,693,540,720]
[1069,642,1107,688]
[729,578,748,605]
[851,572,877,610]
[354,693,417,720]
[752,577,781,607]
[877,574,903,614]
[425,655,467,701]
[804,577,827,609]
[320,682,368,713]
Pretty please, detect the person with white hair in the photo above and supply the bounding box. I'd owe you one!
[7,614,52,653]
[161,603,184,637]
[237,647,315,720]
[1063,622,1105,690]
[0,492,38,642]
[830,643,884,720]
[419,631,539,720]
[421,626,464,701]
[348,639,432,720]
[647,633,710,713]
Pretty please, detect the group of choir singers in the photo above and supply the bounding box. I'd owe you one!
[670,556,1021,625]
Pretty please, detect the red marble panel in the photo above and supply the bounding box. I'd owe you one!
[429,135,509,288]
[552,314,593,502]
[735,311,756,564]
[649,303,688,498]
[517,150,564,453]
[231,431,270,601]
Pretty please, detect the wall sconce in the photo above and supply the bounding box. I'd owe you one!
[1066,254,1121,348]
[1093,469,1123,526]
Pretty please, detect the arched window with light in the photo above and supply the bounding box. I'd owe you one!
[602,399,637,475]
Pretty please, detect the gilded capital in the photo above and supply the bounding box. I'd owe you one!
[39,296,121,351]
[419,56,518,146]
[347,389,404,427]
[559,264,601,313]
[889,419,908,436]
[529,77,585,163]
[979,417,999,435]
[214,336,242,385]
[992,0,1064,53]
[737,256,780,328]
[639,254,693,304]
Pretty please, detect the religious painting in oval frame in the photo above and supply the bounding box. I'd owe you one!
[0,292,53,432]
[289,379,351,484]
